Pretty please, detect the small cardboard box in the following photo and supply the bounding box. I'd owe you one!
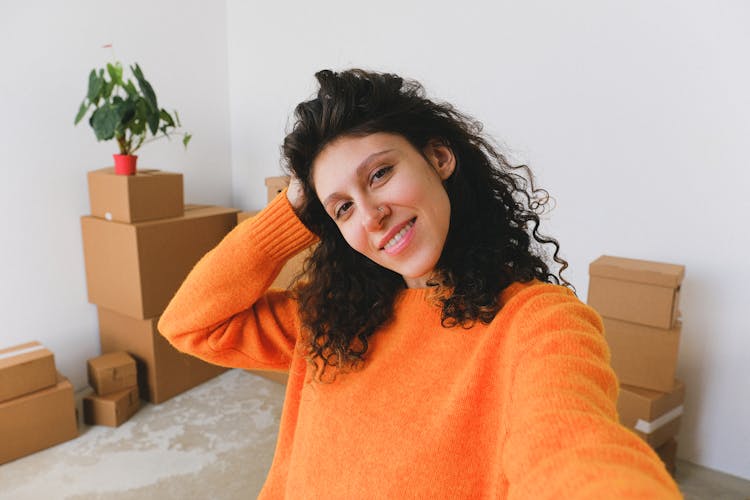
[88,168,184,223]
[81,205,239,319]
[0,341,57,403]
[97,307,227,404]
[618,380,685,448]
[654,437,677,476]
[588,255,685,329]
[0,373,78,465]
[265,176,290,203]
[603,317,681,392]
[83,385,140,427]
[87,351,137,396]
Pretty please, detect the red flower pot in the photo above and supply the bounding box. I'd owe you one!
[113,154,138,175]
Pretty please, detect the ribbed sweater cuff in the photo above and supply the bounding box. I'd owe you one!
[248,189,318,262]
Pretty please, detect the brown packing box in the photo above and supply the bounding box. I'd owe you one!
[588,255,685,329]
[81,205,238,319]
[88,168,184,223]
[97,307,227,404]
[0,341,57,403]
[83,385,140,427]
[87,351,137,396]
[265,175,290,202]
[237,210,260,224]
[618,380,685,448]
[0,373,78,465]
[603,317,681,392]
[271,249,313,290]
[655,437,678,476]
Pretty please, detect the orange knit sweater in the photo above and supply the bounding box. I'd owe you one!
[158,193,682,499]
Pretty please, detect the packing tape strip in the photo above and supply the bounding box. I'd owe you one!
[0,343,45,361]
[634,405,684,434]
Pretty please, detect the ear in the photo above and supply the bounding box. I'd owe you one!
[423,140,456,180]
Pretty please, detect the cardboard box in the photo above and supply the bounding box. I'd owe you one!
[588,255,685,329]
[83,385,140,427]
[603,318,681,392]
[0,341,57,403]
[81,205,239,319]
[237,210,260,224]
[265,176,290,203]
[88,168,184,223]
[97,307,227,404]
[654,437,677,476]
[0,373,78,465]
[87,351,137,396]
[618,380,685,448]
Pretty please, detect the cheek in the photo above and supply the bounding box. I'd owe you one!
[339,225,369,254]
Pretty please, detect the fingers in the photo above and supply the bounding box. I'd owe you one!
[286,175,305,210]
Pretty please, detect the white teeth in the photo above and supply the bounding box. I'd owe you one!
[384,220,414,250]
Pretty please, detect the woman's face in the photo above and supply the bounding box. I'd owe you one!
[312,132,455,288]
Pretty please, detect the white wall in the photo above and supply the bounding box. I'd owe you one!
[1,0,747,482]
[0,2,232,389]
[226,0,750,479]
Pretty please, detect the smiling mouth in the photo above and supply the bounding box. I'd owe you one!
[382,218,416,251]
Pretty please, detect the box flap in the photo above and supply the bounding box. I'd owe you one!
[265,176,290,187]
[137,205,239,226]
[88,351,136,372]
[0,341,52,368]
[620,379,685,421]
[589,255,685,287]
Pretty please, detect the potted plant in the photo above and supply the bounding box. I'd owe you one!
[74,61,191,175]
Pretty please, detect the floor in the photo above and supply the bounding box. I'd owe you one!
[0,369,748,499]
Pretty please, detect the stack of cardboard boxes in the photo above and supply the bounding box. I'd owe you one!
[588,255,686,474]
[83,351,140,427]
[81,168,239,403]
[0,342,77,465]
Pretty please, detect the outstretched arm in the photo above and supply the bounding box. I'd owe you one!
[501,284,681,499]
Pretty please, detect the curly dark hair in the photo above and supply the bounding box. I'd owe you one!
[282,68,570,381]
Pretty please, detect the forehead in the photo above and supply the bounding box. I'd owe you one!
[312,133,412,192]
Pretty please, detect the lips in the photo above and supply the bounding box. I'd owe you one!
[379,217,416,251]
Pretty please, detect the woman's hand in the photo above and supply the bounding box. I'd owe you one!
[286,174,305,211]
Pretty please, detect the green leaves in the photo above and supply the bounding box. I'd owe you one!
[131,63,159,134]
[106,62,123,85]
[159,109,175,128]
[86,69,104,102]
[74,100,89,125]
[74,60,191,155]
[90,103,120,141]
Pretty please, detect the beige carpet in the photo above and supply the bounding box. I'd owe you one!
[0,369,285,500]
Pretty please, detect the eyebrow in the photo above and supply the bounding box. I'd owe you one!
[321,149,395,209]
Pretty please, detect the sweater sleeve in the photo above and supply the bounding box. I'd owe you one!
[500,283,682,499]
[157,192,318,371]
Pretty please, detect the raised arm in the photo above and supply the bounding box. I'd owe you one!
[501,284,681,499]
[158,192,318,371]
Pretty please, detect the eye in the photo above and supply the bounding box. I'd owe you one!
[371,166,393,184]
[335,201,353,220]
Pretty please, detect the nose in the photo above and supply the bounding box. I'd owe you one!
[362,204,389,231]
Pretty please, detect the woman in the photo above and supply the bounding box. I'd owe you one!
[158,69,681,498]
